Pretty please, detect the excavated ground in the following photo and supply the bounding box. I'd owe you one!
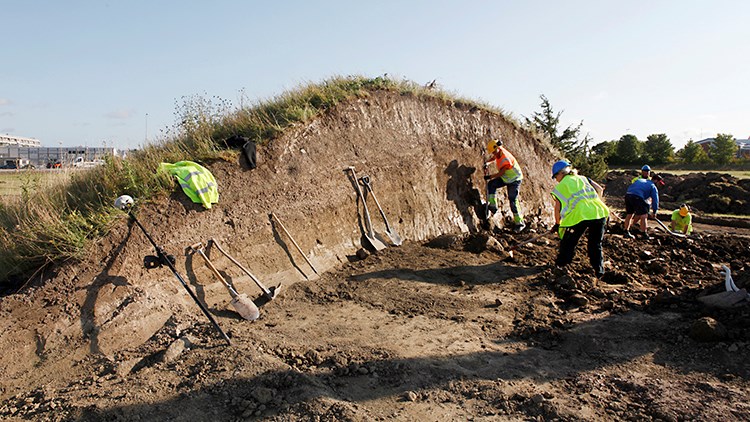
[1,91,749,421]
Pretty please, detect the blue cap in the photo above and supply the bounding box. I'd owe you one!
[641,165,651,171]
[552,160,571,179]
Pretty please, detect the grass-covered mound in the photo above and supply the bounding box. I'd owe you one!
[0,75,511,290]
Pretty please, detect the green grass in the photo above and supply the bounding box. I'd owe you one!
[0,75,523,286]
[0,170,74,201]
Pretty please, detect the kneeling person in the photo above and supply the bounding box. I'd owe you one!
[670,204,693,235]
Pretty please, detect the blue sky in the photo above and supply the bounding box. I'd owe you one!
[2,0,748,151]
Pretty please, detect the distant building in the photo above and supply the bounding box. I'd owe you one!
[0,134,42,147]
[0,145,119,167]
[696,137,750,158]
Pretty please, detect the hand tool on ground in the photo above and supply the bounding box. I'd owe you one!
[652,216,687,238]
[113,195,231,345]
[722,265,750,299]
[508,228,556,259]
[270,212,320,275]
[359,175,403,246]
[344,166,387,251]
[209,238,281,301]
[186,242,260,321]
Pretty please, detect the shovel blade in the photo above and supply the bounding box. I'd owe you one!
[267,284,282,300]
[365,233,388,251]
[386,229,403,246]
[231,294,260,321]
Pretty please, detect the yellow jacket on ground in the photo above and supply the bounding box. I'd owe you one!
[158,161,219,209]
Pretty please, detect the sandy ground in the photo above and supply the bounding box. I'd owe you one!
[1,220,748,421]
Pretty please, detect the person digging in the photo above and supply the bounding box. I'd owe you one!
[483,138,526,233]
[622,173,662,240]
[670,203,693,235]
[550,160,610,278]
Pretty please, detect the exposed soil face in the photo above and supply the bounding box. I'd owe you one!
[2,92,749,421]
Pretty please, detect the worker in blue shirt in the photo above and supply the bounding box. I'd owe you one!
[622,173,662,240]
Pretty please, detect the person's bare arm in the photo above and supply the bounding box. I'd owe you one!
[589,178,604,197]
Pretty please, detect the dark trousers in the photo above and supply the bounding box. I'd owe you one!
[555,217,607,276]
[486,178,521,215]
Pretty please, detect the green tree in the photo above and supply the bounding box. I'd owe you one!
[591,141,617,161]
[676,140,710,164]
[524,96,606,179]
[643,133,674,164]
[524,94,582,156]
[711,133,738,165]
[572,135,609,180]
[614,134,643,165]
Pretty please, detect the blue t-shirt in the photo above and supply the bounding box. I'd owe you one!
[626,178,659,213]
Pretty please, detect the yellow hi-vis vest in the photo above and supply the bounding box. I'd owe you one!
[158,161,219,209]
[671,209,693,234]
[493,147,523,184]
[551,174,609,235]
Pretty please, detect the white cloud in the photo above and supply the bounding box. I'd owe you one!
[0,98,11,106]
[0,111,13,117]
[104,109,136,119]
[697,114,717,121]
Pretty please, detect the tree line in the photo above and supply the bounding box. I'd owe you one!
[524,95,746,180]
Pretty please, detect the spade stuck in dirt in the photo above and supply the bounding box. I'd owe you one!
[345,166,387,251]
[187,242,260,321]
[209,238,282,302]
[114,195,232,345]
[359,175,403,246]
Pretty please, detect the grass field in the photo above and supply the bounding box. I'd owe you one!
[0,169,73,203]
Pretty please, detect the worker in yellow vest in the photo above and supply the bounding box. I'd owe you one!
[550,160,610,278]
[670,204,693,235]
[484,139,525,232]
[631,164,652,183]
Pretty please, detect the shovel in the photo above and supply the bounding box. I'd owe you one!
[345,166,387,251]
[652,217,687,238]
[114,195,232,345]
[209,238,282,301]
[359,175,403,246]
[187,242,260,321]
[270,212,320,276]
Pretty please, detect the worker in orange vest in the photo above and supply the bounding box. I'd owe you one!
[484,139,526,232]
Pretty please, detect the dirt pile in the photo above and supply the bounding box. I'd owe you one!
[1,90,750,421]
[605,170,750,215]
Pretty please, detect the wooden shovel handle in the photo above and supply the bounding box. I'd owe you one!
[271,212,319,275]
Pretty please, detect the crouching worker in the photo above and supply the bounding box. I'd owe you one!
[550,160,610,278]
[670,204,693,235]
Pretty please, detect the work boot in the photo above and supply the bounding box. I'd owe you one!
[641,231,650,240]
[513,221,526,233]
[485,205,498,220]
[624,230,635,239]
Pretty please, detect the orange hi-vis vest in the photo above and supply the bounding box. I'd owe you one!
[492,146,523,183]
